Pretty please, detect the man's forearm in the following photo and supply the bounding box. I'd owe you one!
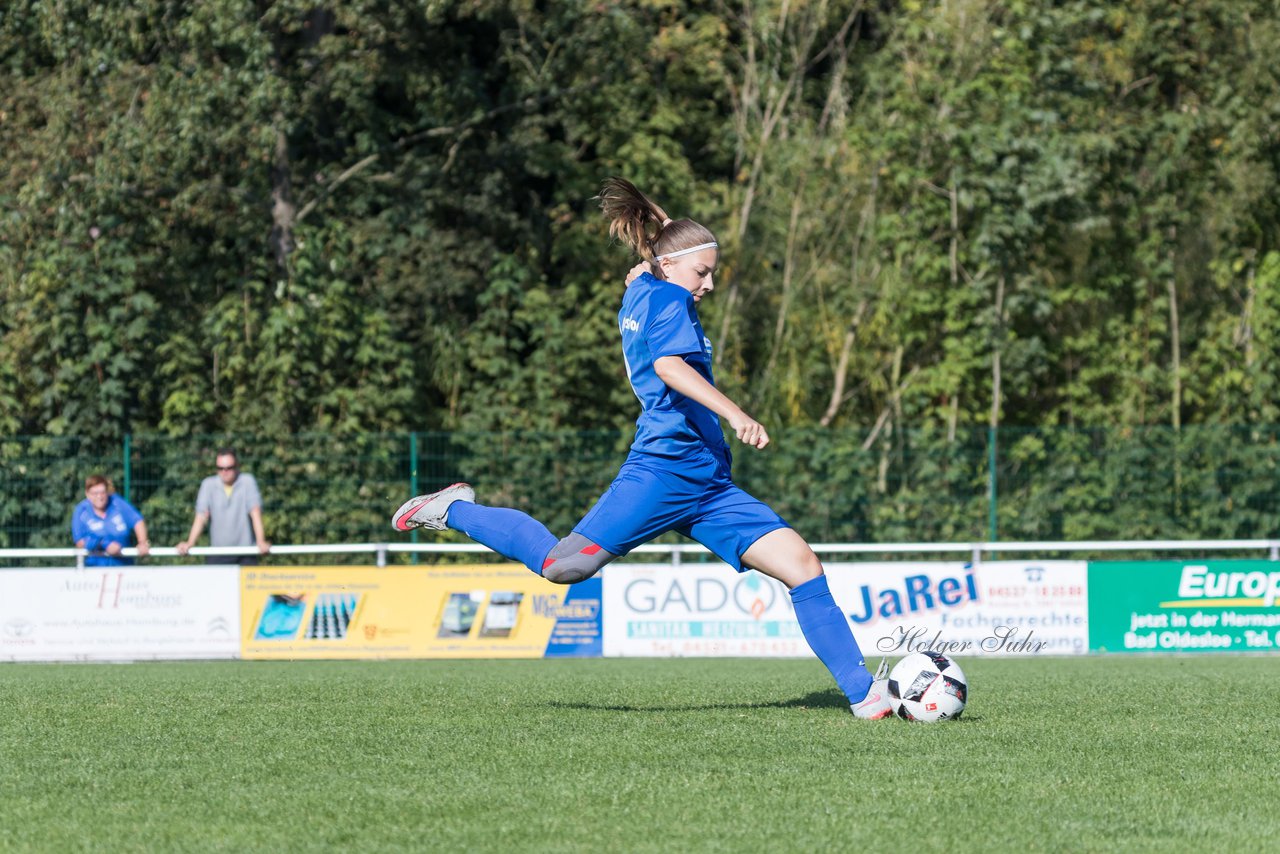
[185,514,207,545]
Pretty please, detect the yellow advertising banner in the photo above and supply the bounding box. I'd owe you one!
[240,565,601,659]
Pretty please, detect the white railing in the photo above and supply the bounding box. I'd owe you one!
[2,538,1279,568]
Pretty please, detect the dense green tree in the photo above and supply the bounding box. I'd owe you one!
[4,0,1280,549]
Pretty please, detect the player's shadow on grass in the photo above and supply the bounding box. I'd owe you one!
[548,692,985,721]
[546,688,851,713]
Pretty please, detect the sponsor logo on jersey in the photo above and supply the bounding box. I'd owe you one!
[622,316,640,333]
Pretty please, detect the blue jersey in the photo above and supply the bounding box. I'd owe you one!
[71,495,143,567]
[618,273,729,464]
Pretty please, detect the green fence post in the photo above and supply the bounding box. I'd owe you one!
[410,431,419,564]
[987,425,997,542]
[123,433,132,502]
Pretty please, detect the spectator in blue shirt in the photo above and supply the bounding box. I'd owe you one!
[71,475,150,567]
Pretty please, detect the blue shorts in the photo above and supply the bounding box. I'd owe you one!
[573,450,790,571]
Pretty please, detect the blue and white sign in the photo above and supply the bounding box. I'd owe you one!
[825,561,1089,656]
[603,563,806,657]
[601,560,1089,658]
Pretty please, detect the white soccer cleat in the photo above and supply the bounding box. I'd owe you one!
[392,483,475,531]
[851,658,893,720]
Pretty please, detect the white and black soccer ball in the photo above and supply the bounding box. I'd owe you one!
[886,651,968,722]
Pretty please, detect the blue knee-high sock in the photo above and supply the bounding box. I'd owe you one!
[790,574,874,703]
[445,503,557,575]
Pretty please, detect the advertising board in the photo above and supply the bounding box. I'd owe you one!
[602,560,1089,658]
[1088,560,1280,653]
[602,562,804,657]
[826,560,1090,657]
[0,566,240,661]
[240,565,601,659]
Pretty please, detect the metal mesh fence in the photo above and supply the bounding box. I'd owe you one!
[3,426,1278,565]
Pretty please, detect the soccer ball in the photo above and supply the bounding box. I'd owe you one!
[886,651,968,722]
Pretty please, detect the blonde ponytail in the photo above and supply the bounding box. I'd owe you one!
[596,177,717,276]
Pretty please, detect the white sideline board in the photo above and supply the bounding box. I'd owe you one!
[603,563,805,657]
[602,561,1089,657]
[0,566,241,661]
[823,560,1089,657]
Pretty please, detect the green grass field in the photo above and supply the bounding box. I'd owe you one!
[1,656,1276,852]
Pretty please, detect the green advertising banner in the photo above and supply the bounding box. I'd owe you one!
[1089,560,1280,653]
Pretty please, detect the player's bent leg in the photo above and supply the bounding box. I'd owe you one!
[740,527,822,588]
[541,533,617,585]
[743,528,885,717]
[436,499,558,575]
[424,497,614,583]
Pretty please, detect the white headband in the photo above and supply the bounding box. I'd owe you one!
[655,241,718,262]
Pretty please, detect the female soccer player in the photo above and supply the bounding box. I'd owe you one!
[393,177,890,719]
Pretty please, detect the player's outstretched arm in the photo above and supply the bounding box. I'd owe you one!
[654,355,769,449]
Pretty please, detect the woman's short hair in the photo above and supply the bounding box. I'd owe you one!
[84,474,113,493]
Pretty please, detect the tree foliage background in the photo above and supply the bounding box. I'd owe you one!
[3,0,1280,548]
